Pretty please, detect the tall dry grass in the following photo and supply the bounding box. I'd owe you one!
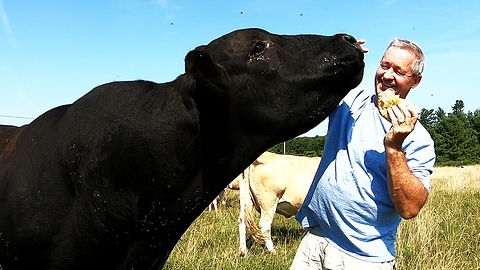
[430,165,480,191]
[396,165,480,270]
[164,165,480,269]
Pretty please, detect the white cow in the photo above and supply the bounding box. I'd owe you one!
[208,188,228,211]
[236,151,320,256]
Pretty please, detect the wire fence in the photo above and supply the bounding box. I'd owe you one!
[0,115,35,120]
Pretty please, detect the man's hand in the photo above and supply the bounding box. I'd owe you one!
[385,102,418,149]
[357,39,369,53]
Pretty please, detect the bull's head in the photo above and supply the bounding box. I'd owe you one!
[185,28,364,146]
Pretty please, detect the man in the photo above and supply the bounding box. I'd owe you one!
[290,38,436,269]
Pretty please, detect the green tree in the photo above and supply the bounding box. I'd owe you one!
[436,107,446,120]
[452,100,465,116]
[468,109,480,138]
[419,108,436,135]
[269,136,326,157]
[433,101,480,166]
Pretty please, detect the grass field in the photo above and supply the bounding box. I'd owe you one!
[164,165,480,269]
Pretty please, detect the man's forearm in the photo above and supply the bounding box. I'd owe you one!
[386,146,428,219]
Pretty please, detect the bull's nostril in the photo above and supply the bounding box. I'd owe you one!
[342,35,357,45]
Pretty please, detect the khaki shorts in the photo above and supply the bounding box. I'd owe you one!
[290,231,396,270]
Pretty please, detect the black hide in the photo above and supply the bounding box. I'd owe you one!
[0,28,364,269]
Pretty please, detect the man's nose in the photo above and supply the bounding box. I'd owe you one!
[383,68,396,79]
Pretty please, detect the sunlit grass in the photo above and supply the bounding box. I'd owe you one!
[396,165,480,270]
[163,192,302,269]
[164,165,480,269]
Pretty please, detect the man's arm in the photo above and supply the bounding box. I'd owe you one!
[385,102,429,219]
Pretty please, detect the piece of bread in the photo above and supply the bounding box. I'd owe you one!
[377,91,401,121]
[377,91,420,122]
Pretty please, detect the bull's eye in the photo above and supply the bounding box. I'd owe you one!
[252,41,268,55]
[249,41,272,63]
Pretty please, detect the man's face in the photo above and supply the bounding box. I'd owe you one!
[375,46,422,100]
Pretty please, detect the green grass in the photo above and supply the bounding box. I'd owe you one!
[163,192,302,269]
[164,166,480,269]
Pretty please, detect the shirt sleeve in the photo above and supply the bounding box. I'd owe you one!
[403,124,436,191]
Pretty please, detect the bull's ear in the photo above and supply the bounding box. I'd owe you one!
[185,49,228,97]
[185,47,213,75]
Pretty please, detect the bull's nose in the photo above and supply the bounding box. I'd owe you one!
[341,34,357,45]
[340,34,364,54]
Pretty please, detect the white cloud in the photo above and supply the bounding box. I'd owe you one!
[0,0,15,47]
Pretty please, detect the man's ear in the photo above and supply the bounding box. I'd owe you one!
[185,48,229,97]
[411,74,422,89]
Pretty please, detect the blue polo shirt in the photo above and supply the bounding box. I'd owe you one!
[296,87,436,262]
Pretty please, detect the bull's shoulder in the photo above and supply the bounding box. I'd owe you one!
[0,125,23,164]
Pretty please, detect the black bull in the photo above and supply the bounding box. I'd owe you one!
[0,28,364,269]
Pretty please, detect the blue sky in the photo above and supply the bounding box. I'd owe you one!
[1,0,479,136]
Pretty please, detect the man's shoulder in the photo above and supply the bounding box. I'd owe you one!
[333,87,375,119]
[411,121,434,142]
[341,87,373,106]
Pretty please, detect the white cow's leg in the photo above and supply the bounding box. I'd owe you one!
[218,189,226,206]
[208,197,218,211]
[238,209,247,256]
[259,204,278,254]
[238,167,250,256]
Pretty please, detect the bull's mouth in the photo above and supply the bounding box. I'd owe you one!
[318,46,365,77]
[324,51,365,71]
[322,58,364,84]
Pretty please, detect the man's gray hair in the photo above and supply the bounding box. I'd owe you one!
[387,38,425,76]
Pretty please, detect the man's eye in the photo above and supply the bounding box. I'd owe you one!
[395,70,406,76]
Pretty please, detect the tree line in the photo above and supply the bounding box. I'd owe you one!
[269,100,480,167]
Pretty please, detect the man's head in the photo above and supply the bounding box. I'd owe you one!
[375,38,425,99]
